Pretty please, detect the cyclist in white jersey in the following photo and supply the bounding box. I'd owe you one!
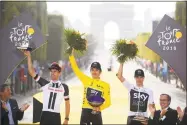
[116,63,155,125]
[22,50,70,125]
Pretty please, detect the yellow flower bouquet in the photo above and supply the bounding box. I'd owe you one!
[111,39,138,63]
[64,28,87,55]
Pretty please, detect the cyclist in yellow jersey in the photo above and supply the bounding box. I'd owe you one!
[69,49,111,125]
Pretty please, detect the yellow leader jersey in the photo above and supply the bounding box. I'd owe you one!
[69,55,111,110]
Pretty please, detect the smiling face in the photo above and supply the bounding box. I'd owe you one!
[0,86,12,100]
[90,68,101,79]
[135,76,144,86]
[90,62,102,79]
[50,69,61,81]
[160,94,170,109]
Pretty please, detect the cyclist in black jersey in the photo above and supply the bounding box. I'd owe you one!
[22,50,70,125]
[116,63,155,125]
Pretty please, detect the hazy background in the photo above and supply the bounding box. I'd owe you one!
[0,2,186,124]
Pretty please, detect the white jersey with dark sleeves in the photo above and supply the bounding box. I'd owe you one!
[34,74,69,113]
[123,80,154,117]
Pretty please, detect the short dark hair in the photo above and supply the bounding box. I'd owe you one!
[160,94,171,103]
[90,62,102,72]
[0,84,10,92]
[49,62,61,72]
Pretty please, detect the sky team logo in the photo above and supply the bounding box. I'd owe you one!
[9,21,35,49]
[157,25,182,51]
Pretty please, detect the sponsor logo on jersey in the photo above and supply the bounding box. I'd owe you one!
[130,89,149,112]
[133,93,148,101]
[86,88,102,98]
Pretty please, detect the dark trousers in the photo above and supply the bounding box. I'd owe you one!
[127,116,145,125]
[40,111,61,125]
[80,108,103,125]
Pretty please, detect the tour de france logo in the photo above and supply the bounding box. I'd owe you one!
[157,25,182,51]
[9,22,35,47]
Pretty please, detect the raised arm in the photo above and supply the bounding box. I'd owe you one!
[100,84,111,111]
[23,50,36,78]
[117,63,125,83]
[23,50,49,87]
[116,63,133,90]
[69,49,88,84]
[148,105,159,125]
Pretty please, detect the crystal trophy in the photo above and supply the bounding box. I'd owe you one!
[87,95,105,115]
[132,103,148,122]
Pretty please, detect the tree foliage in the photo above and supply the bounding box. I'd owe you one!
[1,2,97,64]
[31,2,48,62]
[1,1,48,62]
[135,33,161,62]
[64,28,87,55]
[111,39,138,63]
[175,2,186,27]
[2,2,38,26]
[47,14,64,62]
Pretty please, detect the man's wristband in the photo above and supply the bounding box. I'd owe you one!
[65,117,69,121]
[34,74,38,80]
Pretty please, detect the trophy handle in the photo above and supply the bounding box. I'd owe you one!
[91,107,100,115]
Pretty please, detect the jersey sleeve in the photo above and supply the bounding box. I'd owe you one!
[62,84,69,101]
[69,55,89,85]
[100,83,111,111]
[34,74,49,87]
[123,80,134,91]
[148,89,155,104]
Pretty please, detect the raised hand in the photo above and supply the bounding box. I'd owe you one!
[177,106,184,120]
[20,103,30,112]
[2,102,8,111]
[160,109,167,117]
[149,104,156,117]
[20,50,31,57]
